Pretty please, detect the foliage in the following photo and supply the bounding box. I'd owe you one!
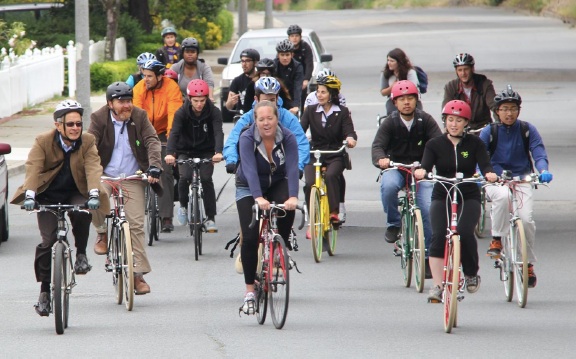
[197,0,228,22]
[117,13,146,57]
[90,59,136,91]
[0,20,36,58]
[204,22,223,49]
[215,9,234,44]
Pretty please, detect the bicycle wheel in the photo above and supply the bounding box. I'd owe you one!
[269,235,290,329]
[64,251,73,329]
[512,220,528,308]
[191,187,201,261]
[474,188,487,238]
[400,212,412,288]
[412,209,426,293]
[120,222,134,311]
[502,235,514,302]
[198,190,205,256]
[53,242,66,335]
[146,191,159,246]
[309,186,323,263]
[325,224,338,256]
[443,235,461,333]
[256,243,268,325]
[111,227,123,305]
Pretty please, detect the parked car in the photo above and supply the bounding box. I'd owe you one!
[217,28,333,122]
[0,143,12,243]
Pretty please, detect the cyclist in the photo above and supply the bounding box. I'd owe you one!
[380,48,422,115]
[274,39,304,112]
[223,77,309,176]
[225,48,260,114]
[11,100,106,316]
[126,52,156,88]
[133,59,182,233]
[164,68,179,83]
[301,75,357,226]
[170,37,215,101]
[479,85,552,288]
[155,26,180,69]
[235,100,299,315]
[89,81,163,295]
[442,53,496,131]
[165,79,224,232]
[414,100,497,302]
[287,24,313,109]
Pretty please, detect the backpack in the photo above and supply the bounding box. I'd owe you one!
[488,120,533,171]
[414,66,428,94]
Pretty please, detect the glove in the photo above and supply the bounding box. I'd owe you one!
[299,169,304,180]
[23,197,37,211]
[86,196,100,210]
[539,170,553,183]
[147,166,162,179]
[226,163,237,174]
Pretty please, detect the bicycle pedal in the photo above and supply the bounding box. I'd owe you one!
[457,295,465,302]
[428,298,441,304]
[493,260,502,269]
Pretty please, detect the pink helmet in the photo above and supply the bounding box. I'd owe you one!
[442,100,471,121]
[187,79,209,97]
[164,68,178,81]
[391,80,418,100]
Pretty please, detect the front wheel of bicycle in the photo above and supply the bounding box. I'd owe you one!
[309,186,323,263]
[512,220,528,308]
[413,209,426,293]
[400,212,413,288]
[444,235,461,334]
[64,252,73,329]
[120,222,134,311]
[191,187,201,261]
[269,235,290,329]
[502,235,514,302]
[147,191,159,246]
[53,242,66,335]
[110,227,123,305]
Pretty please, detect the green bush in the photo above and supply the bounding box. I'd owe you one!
[204,22,223,50]
[118,13,145,58]
[133,42,161,57]
[91,59,137,91]
[216,9,234,44]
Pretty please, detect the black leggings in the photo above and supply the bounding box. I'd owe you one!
[429,198,481,277]
[238,179,295,285]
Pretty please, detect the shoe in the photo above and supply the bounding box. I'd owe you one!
[94,232,108,255]
[306,228,311,240]
[487,239,502,258]
[528,264,537,288]
[74,253,92,275]
[205,220,218,233]
[425,258,432,279]
[427,285,442,303]
[134,275,151,295]
[466,275,481,293]
[338,202,346,223]
[177,207,188,226]
[240,292,256,315]
[161,218,174,232]
[330,214,340,226]
[385,226,400,243]
[34,292,51,317]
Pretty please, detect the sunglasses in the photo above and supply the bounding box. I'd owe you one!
[62,121,83,128]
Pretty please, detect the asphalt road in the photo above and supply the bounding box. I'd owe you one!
[2,7,576,358]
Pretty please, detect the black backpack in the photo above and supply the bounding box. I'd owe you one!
[488,120,533,171]
[414,66,428,94]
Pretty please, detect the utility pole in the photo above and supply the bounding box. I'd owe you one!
[75,0,91,121]
[264,0,273,28]
[238,0,248,37]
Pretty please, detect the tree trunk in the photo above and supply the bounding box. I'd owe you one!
[101,0,119,61]
[128,0,152,33]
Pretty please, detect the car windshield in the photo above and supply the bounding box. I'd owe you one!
[230,36,317,63]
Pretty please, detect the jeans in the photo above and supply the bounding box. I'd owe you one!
[380,169,433,251]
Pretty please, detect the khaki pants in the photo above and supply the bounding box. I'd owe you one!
[92,179,151,273]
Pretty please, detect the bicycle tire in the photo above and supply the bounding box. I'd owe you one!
[444,235,461,333]
[269,234,290,329]
[111,227,123,305]
[120,222,134,311]
[53,242,66,335]
[513,220,528,308]
[502,235,514,302]
[325,225,338,256]
[413,209,426,293]
[400,212,412,288]
[309,186,322,263]
[198,190,205,256]
[256,243,268,325]
[192,187,201,261]
[474,188,487,238]
[64,250,72,329]
[147,191,159,246]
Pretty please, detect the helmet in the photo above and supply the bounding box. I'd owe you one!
[181,37,200,52]
[240,48,260,62]
[316,75,341,92]
[187,79,209,97]
[54,99,83,121]
[494,84,522,107]
[164,68,178,80]
[136,52,156,66]
[276,39,294,53]
[442,100,472,121]
[256,58,275,72]
[255,77,281,95]
[390,80,419,100]
[141,59,165,76]
[453,53,475,67]
[316,68,336,81]
[287,24,302,35]
[106,81,133,102]
[161,26,177,37]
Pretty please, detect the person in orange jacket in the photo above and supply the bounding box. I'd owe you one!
[133,59,183,232]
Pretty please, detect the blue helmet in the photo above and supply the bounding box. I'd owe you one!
[141,59,166,76]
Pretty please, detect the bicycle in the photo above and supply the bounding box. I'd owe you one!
[308,142,348,263]
[248,202,306,329]
[101,173,148,311]
[23,204,87,334]
[378,161,426,292]
[491,171,547,308]
[467,124,491,238]
[176,158,213,261]
[145,184,160,246]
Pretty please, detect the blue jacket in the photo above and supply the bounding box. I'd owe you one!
[479,120,549,177]
[223,98,310,171]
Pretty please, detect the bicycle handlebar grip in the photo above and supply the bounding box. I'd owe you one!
[297,204,306,230]
[248,203,258,229]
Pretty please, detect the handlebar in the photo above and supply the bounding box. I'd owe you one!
[176,158,214,166]
[389,161,420,169]
[310,141,349,155]
[100,173,148,182]
[21,203,89,214]
[249,203,307,230]
[422,173,484,184]
[466,124,489,135]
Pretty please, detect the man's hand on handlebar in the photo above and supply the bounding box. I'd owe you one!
[255,196,270,211]
[212,153,223,163]
[346,137,356,149]
[165,154,176,165]
[414,168,426,180]
[378,157,390,169]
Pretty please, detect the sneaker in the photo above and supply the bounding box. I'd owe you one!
[385,226,400,243]
[487,239,502,257]
[205,220,218,233]
[425,258,432,279]
[134,274,151,295]
[240,292,256,315]
[74,253,92,275]
[339,202,346,223]
[427,285,442,303]
[161,217,174,232]
[466,275,481,293]
[177,207,188,226]
[34,292,51,317]
[528,264,537,288]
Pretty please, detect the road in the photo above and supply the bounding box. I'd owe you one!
[2,7,576,357]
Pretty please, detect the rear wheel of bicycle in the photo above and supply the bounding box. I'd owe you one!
[120,222,134,311]
[269,235,290,329]
[444,235,461,333]
[475,188,487,238]
[147,191,159,246]
[502,235,514,302]
[309,187,323,263]
[325,224,338,256]
[192,187,201,261]
[512,220,528,308]
[413,209,426,293]
[400,212,412,288]
[53,242,66,334]
[256,244,268,325]
[110,227,123,305]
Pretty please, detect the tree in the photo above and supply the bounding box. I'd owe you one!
[128,0,152,33]
[101,0,120,61]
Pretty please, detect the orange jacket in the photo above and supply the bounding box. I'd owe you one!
[133,79,183,137]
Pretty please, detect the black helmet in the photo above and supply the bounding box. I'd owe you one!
[276,39,294,53]
[453,53,475,67]
[181,37,200,52]
[287,24,302,35]
[256,58,275,72]
[240,48,260,62]
[141,59,166,76]
[106,82,133,102]
[494,84,522,107]
[54,99,83,121]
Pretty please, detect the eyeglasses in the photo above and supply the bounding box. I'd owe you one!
[240,59,254,64]
[498,107,519,113]
[63,121,83,128]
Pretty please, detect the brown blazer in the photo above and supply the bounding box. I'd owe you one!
[11,130,110,214]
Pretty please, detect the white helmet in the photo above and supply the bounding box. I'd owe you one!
[54,99,83,121]
[316,68,335,81]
